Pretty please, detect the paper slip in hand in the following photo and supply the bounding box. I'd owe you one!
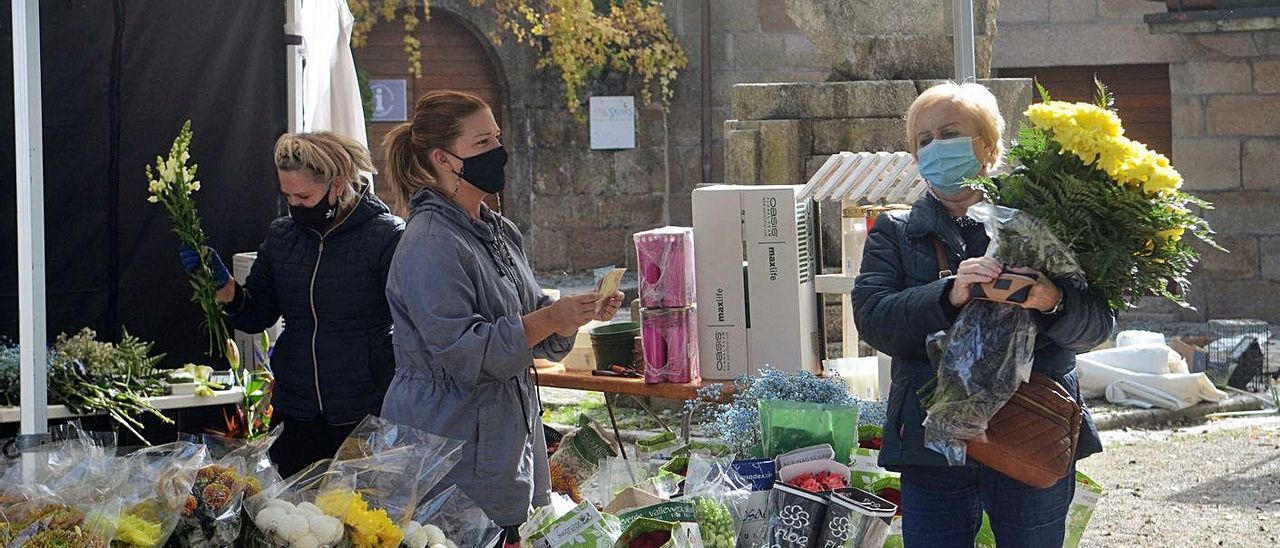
[596,267,627,306]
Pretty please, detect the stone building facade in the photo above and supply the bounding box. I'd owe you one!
[353,0,832,274]
[353,0,1278,321]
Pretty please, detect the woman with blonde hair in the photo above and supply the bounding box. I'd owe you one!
[853,82,1114,547]
[177,132,404,476]
[379,90,620,546]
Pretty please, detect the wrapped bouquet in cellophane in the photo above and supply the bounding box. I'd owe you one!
[169,429,281,548]
[113,441,209,547]
[244,416,466,548]
[0,423,125,548]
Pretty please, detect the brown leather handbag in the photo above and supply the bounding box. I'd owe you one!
[932,238,1082,489]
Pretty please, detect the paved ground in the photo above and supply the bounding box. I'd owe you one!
[1077,415,1280,547]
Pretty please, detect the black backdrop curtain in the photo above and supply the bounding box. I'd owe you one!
[1,0,286,367]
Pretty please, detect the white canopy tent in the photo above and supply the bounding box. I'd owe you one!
[12,0,367,445]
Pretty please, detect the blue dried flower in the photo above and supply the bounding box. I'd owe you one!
[685,368,870,456]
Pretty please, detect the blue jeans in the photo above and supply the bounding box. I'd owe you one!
[899,464,1075,548]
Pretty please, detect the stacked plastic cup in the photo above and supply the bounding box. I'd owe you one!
[633,227,699,384]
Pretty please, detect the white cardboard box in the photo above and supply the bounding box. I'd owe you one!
[741,186,820,374]
[692,186,751,380]
[232,252,283,369]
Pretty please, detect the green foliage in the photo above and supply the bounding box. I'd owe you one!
[0,329,172,441]
[972,121,1219,310]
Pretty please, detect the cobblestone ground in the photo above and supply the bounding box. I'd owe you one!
[1078,415,1280,547]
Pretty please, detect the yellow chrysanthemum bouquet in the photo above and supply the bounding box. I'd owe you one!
[971,82,1218,310]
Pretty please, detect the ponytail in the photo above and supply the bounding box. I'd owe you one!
[381,90,491,217]
[383,123,433,217]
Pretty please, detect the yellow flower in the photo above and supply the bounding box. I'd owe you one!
[189,180,201,192]
[317,489,353,519]
[316,490,403,548]
[148,180,165,194]
[1158,227,1185,242]
[1027,100,1185,192]
[147,195,159,204]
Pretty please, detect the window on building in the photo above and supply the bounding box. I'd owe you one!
[997,64,1172,160]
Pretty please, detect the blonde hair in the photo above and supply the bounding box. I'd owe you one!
[274,132,375,207]
[382,91,491,216]
[905,82,1005,170]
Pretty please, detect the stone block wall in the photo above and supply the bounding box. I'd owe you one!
[1173,42,1280,322]
[521,0,832,271]
[998,0,1280,321]
[724,79,1034,186]
[723,79,1033,266]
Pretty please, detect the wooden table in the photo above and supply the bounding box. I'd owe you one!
[533,362,731,459]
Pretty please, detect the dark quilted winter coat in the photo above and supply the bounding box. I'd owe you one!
[852,193,1115,470]
[224,184,404,424]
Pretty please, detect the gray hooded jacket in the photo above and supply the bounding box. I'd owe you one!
[381,187,573,527]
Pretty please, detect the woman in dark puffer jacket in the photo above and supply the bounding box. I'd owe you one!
[853,82,1114,548]
[178,132,404,477]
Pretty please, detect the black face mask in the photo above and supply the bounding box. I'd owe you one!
[446,146,508,194]
[289,183,336,230]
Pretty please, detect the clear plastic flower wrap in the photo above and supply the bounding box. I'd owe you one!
[921,203,1086,465]
[313,416,465,548]
[583,457,682,511]
[405,485,503,548]
[683,455,751,548]
[113,441,209,547]
[0,424,125,548]
[170,429,281,548]
[242,460,345,548]
[0,485,120,548]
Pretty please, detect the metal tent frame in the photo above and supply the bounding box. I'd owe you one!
[11,0,308,454]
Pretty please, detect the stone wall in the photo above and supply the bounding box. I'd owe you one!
[997,0,1280,322]
[379,1,830,273]
[527,0,835,271]
[724,80,1034,187]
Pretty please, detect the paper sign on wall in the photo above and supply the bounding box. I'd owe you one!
[590,96,636,150]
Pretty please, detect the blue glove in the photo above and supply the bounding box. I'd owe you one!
[179,244,231,288]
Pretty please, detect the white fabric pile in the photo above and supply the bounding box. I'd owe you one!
[1077,330,1228,410]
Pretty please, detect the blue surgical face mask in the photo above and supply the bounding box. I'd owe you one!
[917,137,983,196]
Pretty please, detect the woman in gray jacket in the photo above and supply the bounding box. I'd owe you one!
[379,90,621,545]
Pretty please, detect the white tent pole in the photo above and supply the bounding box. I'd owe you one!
[13,0,48,448]
[286,0,304,133]
[953,0,977,82]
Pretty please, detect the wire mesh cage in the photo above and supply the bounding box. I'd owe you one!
[1207,319,1273,392]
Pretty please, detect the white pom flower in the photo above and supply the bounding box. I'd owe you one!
[291,533,321,548]
[264,498,297,513]
[276,513,310,543]
[254,506,288,533]
[296,502,325,517]
[403,522,423,537]
[423,524,447,545]
[307,514,344,545]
